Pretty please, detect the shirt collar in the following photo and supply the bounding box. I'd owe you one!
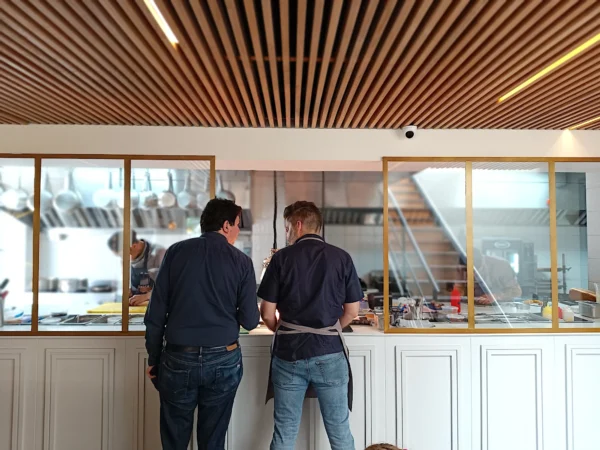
[295,234,324,244]
[202,231,228,242]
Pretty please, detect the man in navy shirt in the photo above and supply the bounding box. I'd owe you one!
[145,198,260,450]
[259,201,362,450]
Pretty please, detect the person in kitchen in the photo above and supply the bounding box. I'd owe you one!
[145,198,259,450]
[259,201,362,450]
[107,230,166,307]
[458,248,522,302]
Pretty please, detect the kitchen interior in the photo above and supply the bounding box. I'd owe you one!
[2,159,600,332]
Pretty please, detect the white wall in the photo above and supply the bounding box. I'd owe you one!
[2,126,600,168]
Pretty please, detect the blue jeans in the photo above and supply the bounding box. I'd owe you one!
[270,352,354,450]
[158,344,243,450]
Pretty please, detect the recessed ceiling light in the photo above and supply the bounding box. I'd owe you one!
[498,32,600,103]
[144,0,178,45]
[568,115,600,130]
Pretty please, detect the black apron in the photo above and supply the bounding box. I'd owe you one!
[130,242,154,295]
[265,319,354,411]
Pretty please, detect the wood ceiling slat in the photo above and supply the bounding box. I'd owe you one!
[239,0,274,127]
[1,0,599,129]
[260,0,284,127]
[310,0,343,128]
[207,0,263,126]
[341,0,418,128]
[116,0,210,126]
[8,0,160,125]
[279,0,291,126]
[2,11,139,124]
[170,0,242,126]
[335,0,398,127]
[294,0,307,127]
[326,0,380,127]
[218,5,268,126]
[1,53,119,124]
[49,0,178,126]
[189,0,255,126]
[302,0,325,128]
[373,0,485,128]
[422,1,599,127]
[318,0,362,128]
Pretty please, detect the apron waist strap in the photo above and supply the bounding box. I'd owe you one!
[277,320,342,335]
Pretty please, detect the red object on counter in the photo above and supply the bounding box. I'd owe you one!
[451,286,461,313]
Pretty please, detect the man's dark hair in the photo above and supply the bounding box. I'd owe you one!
[108,230,138,253]
[283,201,323,233]
[201,198,242,232]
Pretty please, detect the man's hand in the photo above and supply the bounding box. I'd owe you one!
[146,365,156,380]
[130,292,150,306]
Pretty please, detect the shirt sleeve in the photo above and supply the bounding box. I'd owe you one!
[236,257,260,331]
[257,253,279,303]
[344,256,363,304]
[144,248,171,366]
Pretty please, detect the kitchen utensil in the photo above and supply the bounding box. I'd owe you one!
[177,170,197,210]
[58,278,88,293]
[140,170,158,210]
[53,169,81,212]
[93,171,118,209]
[116,168,140,209]
[580,301,600,319]
[39,277,58,292]
[1,175,28,211]
[0,279,8,290]
[159,170,177,208]
[569,287,595,301]
[27,172,53,213]
[217,173,235,202]
[196,172,210,209]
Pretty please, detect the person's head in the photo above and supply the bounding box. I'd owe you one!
[201,198,243,244]
[365,444,402,450]
[283,201,323,244]
[107,230,143,259]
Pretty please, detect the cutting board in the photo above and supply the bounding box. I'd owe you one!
[87,302,147,314]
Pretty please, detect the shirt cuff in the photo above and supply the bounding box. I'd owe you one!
[148,352,161,367]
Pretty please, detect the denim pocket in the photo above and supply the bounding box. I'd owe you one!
[213,353,242,394]
[159,355,190,401]
[271,357,297,386]
[316,353,348,386]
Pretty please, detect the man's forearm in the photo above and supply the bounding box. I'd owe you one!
[262,314,278,332]
[339,311,354,328]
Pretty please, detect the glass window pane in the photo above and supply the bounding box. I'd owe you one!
[387,162,468,329]
[0,159,34,331]
[129,160,212,332]
[38,159,124,331]
[472,162,552,329]
[556,162,600,329]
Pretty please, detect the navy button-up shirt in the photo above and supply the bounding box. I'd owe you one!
[145,232,260,366]
[257,234,363,361]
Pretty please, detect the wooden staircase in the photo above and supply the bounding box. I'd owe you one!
[388,177,464,300]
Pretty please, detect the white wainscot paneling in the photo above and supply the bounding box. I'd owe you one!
[557,338,600,450]
[43,348,115,450]
[314,346,376,450]
[131,348,162,450]
[473,339,553,450]
[0,350,24,450]
[394,347,462,450]
[228,346,312,450]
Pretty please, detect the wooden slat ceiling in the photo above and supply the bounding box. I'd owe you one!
[1,0,599,129]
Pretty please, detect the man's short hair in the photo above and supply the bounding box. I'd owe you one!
[283,201,323,233]
[108,230,138,253]
[201,198,242,232]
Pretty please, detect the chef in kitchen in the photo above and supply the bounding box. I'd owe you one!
[107,230,167,306]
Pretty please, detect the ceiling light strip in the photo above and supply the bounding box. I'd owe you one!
[499,32,600,103]
[568,115,600,130]
[144,0,178,45]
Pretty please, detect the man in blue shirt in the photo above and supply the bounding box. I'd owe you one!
[145,198,260,450]
[258,201,362,450]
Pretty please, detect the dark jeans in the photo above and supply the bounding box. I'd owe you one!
[158,343,243,450]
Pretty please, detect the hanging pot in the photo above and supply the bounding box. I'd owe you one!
[1,174,28,211]
[177,170,197,210]
[217,173,235,202]
[196,172,210,209]
[27,172,53,213]
[159,170,177,208]
[140,170,158,210]
[116,168,140,210]
[93,171,118,209]
[53,169,81,212]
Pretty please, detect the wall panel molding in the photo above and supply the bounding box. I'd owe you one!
[0,350,24,450]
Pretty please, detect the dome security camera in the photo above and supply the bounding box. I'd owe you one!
[403,125,417,139]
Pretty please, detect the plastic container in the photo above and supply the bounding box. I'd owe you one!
[450,286,462,313]
[562,307,575,323]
